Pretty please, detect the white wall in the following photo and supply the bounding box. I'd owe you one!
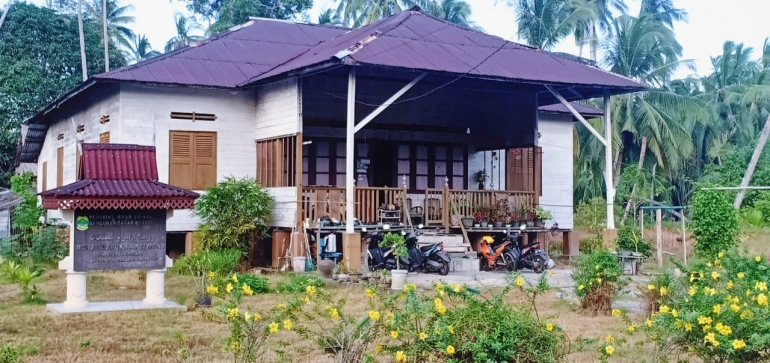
[120,84,259,232]
[255,78,300,140]
[39,84,121,221]
[538,113,574,229]
[267,187,297,228]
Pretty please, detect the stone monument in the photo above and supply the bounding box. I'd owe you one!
[42,143,199,313]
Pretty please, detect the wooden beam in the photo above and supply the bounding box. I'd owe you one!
[295,132,303,230]
[545,86,606,146]
[354,73,427,133]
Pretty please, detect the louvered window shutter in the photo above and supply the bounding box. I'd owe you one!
[56,147,64,187]
[42,162,48,191]
[170,132,194,189]
[99,132,110,143]
[193,132,217,189]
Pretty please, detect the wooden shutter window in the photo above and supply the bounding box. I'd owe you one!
[194,132,217,189]
[99,132,110,143]
[170,131,194,190]
[169,131,217,190]
[56,147,64,187]
[507,147,539,193]
[256,135,297,187]
[41,162,48,191]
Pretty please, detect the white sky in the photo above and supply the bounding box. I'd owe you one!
[26,0,770,79]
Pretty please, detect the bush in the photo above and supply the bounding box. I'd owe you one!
[0,345,21,363]
[615,225,652,258]
[691,188,738,258]
[0,260,43,303]
[579,237,603,254]
[573,249,626,315]
[193,177,273,253]
[620,250,770,362]
[171,249,242,276]
[275,274,324,293]
[574,197,607,235]
[237,274,268,294]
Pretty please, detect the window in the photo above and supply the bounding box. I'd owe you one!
[170,112,217,121]
[169,131,217,190]
[56,147,63,187]
[41,162,48,191]
[398,144,467,192]
[507,147,542,196]
[99,132,110,143]
[302,140,345,186]
[256,135,298,187]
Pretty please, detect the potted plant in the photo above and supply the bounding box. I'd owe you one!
[454,201,473,227]
[518,205,529,227]
[472,170,488,190]
[494,199,509,228]
[379,232,409,290]
[337,263,350,282]
[533,206,553,228]
[616,226,651,259]
[509,209,520,228]
[525,208,536,228]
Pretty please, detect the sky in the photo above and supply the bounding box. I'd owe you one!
[26,0,770,79]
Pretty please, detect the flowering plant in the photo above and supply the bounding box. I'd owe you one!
[572,249,627,315]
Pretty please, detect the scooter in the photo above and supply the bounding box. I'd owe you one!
[504,227,554,273]
[478,234,517,271]
[404,225,451,275]
[364,227,407,271]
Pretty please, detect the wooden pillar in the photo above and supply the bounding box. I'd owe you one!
[681,211,687,266]
[295,132,303,230]
[343,233,361,271]
[656,208,663,268]
[563,231,578,257]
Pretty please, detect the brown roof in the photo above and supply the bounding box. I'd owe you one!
[539,103,604,117]
[41,144,198,210]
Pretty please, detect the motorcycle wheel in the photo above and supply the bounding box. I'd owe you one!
[534,256,547,270]
[438,261,450,276]
[505,252,517,271]
[480,257,489,271]
[532,260,544,274]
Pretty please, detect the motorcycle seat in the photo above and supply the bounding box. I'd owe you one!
[419,244,440,252]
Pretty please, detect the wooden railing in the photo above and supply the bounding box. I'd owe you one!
[300,186,535,228]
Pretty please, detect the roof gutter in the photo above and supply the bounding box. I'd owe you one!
[24,79,97,125]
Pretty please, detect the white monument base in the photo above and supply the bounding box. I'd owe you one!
[47,300,187,314]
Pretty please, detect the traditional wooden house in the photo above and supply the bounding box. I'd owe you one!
[18,8,643,258]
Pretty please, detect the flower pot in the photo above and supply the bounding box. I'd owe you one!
[293,257,307,273]
[494,221,503,228]
[487,224,494,228]
[332,273,339,280]
[519,220,528,227]
[473,224,481,228]
[318,259,335,278]
[526,221,535,227]
[534,219,544,228]
[504,224,512,228]
[391,270,408,290]
[461,218,474,228]
[338,273,350,282]
[196,296,212,307]
[631,252,643,257]
[618,250,632,257]
[350,273,362,283]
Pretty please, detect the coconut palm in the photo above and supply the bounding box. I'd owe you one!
[573,0,627,61]
[402,0,480,29]
[127,34,161,64]
[165,13,203,52]
[639,0,687,29]
[333,0,402,28]
[511,0,595,50]
[84,0,136,50]
[78,0,88,81]
[317,8,343,25]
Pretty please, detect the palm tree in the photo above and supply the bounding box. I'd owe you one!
[511,0,594,50]
[402,0,479,29]
[84,0,136,50]
[102,0,108,71]
[317,8,343,25]
[127,34,161,63]
[573,0,627,61]
[165,13,203,52]
[333,0,402,28]
[78,0,88,81]
[639,0,688,29]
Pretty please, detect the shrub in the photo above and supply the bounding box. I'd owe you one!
[579,237,602,254]
[639,272,675,317]
[171,249,242,276]
[691,188,738,258]
[275,274,323,294]
[739,208,765,227]
[574,197,607,235]
[237,274,268,294]
[618,250,770,362]
[615,225,652,258]
[0,260,43,303]
[193,177,273,253]
[573,249,626,315]
[0,345,21,363]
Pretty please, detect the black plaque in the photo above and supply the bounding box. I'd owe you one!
[73,209,167,272]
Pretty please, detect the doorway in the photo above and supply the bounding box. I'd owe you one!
[369,141,397,187]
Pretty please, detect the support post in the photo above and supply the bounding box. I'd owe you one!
[656,208,662,269]
[681,212,687,266]
[58,209,88,309]
[345,68,356,233]
[640,210,644,239]
[603,91,615,229]
[144,256,173,305]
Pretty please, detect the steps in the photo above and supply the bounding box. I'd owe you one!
[416,233,479,272]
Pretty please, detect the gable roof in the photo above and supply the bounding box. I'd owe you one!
[539,102,604,117]
[41,144,198,210]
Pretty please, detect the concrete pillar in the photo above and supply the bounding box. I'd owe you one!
[144,256,173,305]
[63,270,88,308]
[343,233,361,271]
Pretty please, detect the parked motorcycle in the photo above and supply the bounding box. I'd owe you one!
[404,226,451,275]
[478,234,517,271]
[503,228,554,273]
[364,227,407,271]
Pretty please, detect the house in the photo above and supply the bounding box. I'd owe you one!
[19,8,642,258]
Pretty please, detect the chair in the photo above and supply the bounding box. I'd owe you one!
[406,198,423,225]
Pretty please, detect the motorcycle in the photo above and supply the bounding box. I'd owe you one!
[504,228,554,273]
[364,227,407,271]
[404,225,451,275]
[478,234,517,271]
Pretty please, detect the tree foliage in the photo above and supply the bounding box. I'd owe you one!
[690,187,738,258]
[180,0,313,35]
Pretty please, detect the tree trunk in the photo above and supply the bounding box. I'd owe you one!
[0,0,13,32]
[589,22,598,62]
[612,145,623,191]
[734,115,770,208]
[621,136,647,225]
[78,0,88,81]
[102,0,109,72]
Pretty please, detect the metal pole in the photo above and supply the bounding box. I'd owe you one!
[640,210,644,239]
[681,212,687,266]
[603,91,615,229]
[656,208,662,269]
[345,68,356,233]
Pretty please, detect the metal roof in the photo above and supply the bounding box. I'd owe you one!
[539,103,604,117]
[40,144,198,210]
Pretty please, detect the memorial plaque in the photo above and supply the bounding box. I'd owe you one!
[73,209,167,272]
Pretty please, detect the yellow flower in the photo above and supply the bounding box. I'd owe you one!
[646,319,653,327]
[738,272,746,279]
[226,283,233,293]
[207,271,215,279]
[391,331,399,339]
[386,312,394,321]
[659,305,670,314]
[626,324,636,333]
[659,287,668,296]
[269,322,279,333]
[277,303,287,310]
[395,351,406,363]
[283,319,292,330]
[715,322,732,336]
[419,332,428,341]
[712,271,721,280]
[732,339,747,350]
[244,312,251,321]
[578,284,585,290]
[447,325,454,334]
[231,274,238,283]
[453,284,462,293]
[756,255,762,262]
[702,324,712,332]
[704,332,719,346]
[546,323,554,332]
[330,309,340,319]
[436,305,447,314]
[731,304,741,312]
[366,288,376,298]
[404,283,417,292]
[242,284,253,296]
[689,286,697,296]
[648,284,656,290]
[434,327,441,335]
[306,285,317,295]
[252,313,261,322]
[611,309,621,317]
[757,293,769,306]
[515,276,524,287]
[596,277,603,284]
[446,345,456,355]
[740,310,752,320]
[375,344,382,352]
[698,316,713,325]
[301,296,310,304]
[605,345,615,355]
[727,280,734,289]
[755,281,768,291]
[207,285,218,295]
[227,308,239,318]
[595,264,600,270]
[605,335,615,343]
[684,322,693,332]
[671,309,679,318]
[718,251,725,258]
[368,310,381,321]
[713,304,722,315]
[707,262,713,268]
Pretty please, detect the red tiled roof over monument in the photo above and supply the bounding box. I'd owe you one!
[41,144,199,210]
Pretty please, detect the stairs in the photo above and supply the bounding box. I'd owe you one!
[417,232,479,272]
